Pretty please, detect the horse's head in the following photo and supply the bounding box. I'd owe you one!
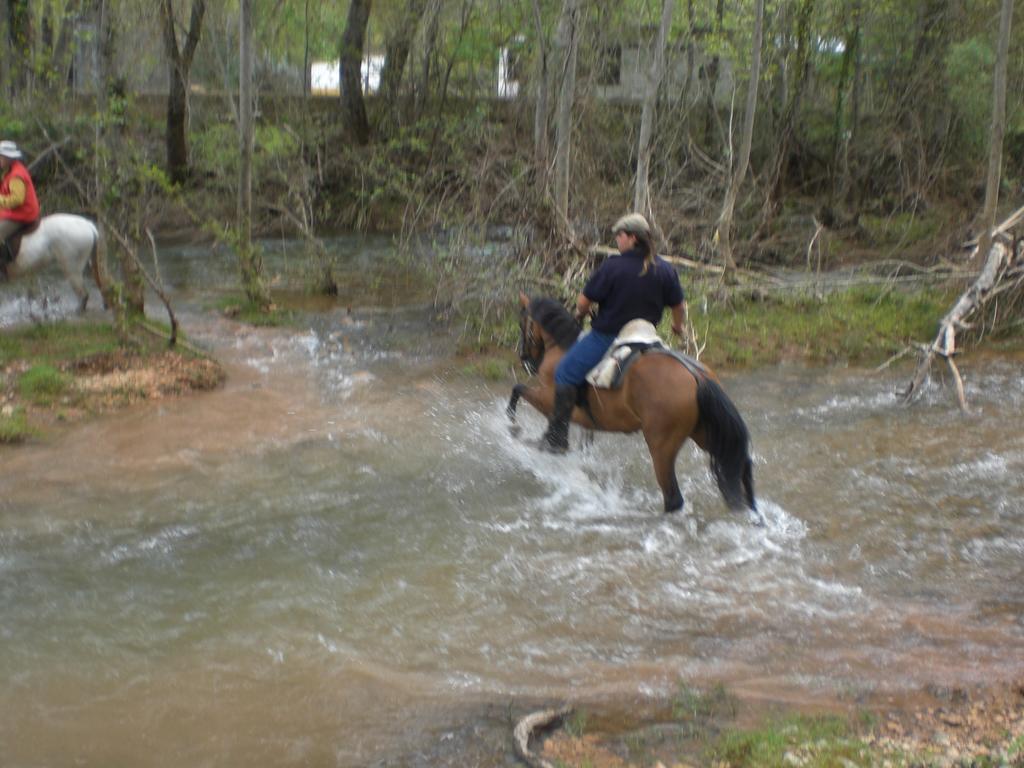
[517,293,582,375]
[518,292,544,375]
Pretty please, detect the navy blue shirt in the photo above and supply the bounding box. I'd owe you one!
[583,248,685,335]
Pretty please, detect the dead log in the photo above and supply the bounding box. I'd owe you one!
[512,705,572,768]
[901,235,1015,410]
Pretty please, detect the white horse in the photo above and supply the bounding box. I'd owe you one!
[3,213,103,313]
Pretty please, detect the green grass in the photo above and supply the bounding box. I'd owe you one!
[18,365,71,405]
[459,354,515,381]
[710,714,871,767]
[0,322,120,367]
[677,284,958,367]
[859,211,943,247]
[563,709,588,738]
[673,681,739,721]
[0,406,32,443]
[212,295,298,327]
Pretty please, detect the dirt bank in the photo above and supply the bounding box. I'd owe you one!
[530,681,1024,767]
[1,347,225,441]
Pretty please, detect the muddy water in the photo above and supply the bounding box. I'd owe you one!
[1,238,1023,766]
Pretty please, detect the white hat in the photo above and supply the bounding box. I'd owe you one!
[611,212,650,236]
[0,141,23,160]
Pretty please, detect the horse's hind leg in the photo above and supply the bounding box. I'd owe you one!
[644,430,686,513]
[67,271,88,313]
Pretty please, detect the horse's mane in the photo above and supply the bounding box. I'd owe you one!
[529,297,580,350]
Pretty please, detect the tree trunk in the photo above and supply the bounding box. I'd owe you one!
[95,0,143,315]
[830,0,861,205]
[380,0,427,106]
[903,0,1015,410]
[339,0,372,145]
[7,0,31,96]
[0,0,8,97]
[758,0,816,239]
[160,0,206,185]
[303,0,311,95]
[973,0,1014,269]
[414,0,441,118]
[716,0,764,279]
[634,0,675,218]
[90,0,126,331]
[702,0,724,149]
[238,0,269,309]
[552,0,579,227]
[530,0,549,175]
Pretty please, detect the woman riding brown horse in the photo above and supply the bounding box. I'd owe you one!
[508,293,758,519]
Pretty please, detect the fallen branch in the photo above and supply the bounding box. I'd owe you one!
[588,245,783,284]
[512,705,572,768]
[901,237,1013,409]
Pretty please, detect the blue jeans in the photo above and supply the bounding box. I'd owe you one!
[555,330,615,387]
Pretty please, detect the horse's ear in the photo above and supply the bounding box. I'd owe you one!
[519,291,530,308]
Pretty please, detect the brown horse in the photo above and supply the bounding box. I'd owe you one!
[508,293,758,519]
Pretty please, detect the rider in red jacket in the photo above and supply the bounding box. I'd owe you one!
[0,140,41,244]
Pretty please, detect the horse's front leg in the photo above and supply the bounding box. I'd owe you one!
[507,384,526,436]
[507,383,555,439]
[507,383,526,421]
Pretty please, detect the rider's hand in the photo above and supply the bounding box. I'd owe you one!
[671,324,683,337]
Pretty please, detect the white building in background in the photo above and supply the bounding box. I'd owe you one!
[495,33,735,106]
[310,55,385,95]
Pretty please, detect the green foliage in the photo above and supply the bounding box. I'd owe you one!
[858,212,942,247]
[685,284,956,368]
[192,123,302,182]
[0,406,32,444]
[673,682,739,721]
[1,323,121,367]
[213,295,297,327]
[947,37,996,155]
[18,365,70,406]
[460,355,514,381]
[563,709,588,738]
[711,714,868,767]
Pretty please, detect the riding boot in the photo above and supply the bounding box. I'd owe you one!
[540,383,577,453]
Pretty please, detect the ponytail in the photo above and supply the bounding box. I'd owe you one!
[635,230,656,276]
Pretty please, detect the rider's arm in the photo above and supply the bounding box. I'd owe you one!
[574,294,593,323]
[0,178,26,209]
[670,301,687,337]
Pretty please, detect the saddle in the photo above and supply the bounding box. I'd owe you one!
[0,219,40,280]
[586,319,708,389]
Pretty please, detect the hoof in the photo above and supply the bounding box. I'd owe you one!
[534,438,568,455]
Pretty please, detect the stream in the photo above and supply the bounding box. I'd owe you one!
[1,236,1022,766]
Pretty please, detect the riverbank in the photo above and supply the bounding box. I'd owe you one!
[0,320,224,443]
[517,679,1024,767]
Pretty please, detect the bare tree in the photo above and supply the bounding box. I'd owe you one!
[340,0,372,144]
[552,0,579,227]
[973,0,1014,270]
[6,0,31,96]
[237,0,269,309]
[634,0,675,218]
[757,0,816,239]
[902,0,1015,409]
[715,0,764,279]
[530,0,550,174]
[380,0,427,106]
[160,0,206,184]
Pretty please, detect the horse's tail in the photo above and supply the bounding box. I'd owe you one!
[696,376,757,512]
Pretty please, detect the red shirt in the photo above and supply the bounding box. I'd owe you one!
[0,160,40,223]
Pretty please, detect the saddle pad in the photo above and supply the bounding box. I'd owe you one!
[587,320,663,388]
